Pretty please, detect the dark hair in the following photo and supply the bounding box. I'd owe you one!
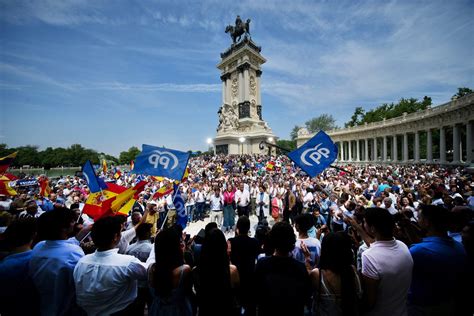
[91,216,123,249]
[136,223,152,241]
[419,204,449,232]
[204,222,218,236]
[198,228,232,312]
[269,221,296,253]
[364,207,394,239]
[236,215,250,234]
[319,232,357,316]
[4,218,37,249]
[37,207,75,241]
[153,228,184,296]
[295,213,314,233]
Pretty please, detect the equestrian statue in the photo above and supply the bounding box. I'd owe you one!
[225,15,251,44]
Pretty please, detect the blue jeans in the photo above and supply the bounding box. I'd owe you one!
[195,202,205,220]
[186,205,195,222]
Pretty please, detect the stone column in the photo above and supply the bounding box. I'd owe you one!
[365,139,369,162]
[453,124,460,164]
[403,133,409,162]
[383,136,388,162]
[373,138,378,162]
[348,141,352,161]
[356,139,360,161]
[239,70,244,102]
[340,141,345,162]
[392,135,398,162]
[222,78,226,104]
[256,69,262,105]
[426,129,433,163]
[440,127,446,164]
[414,131,420,163]
[467,121,473,163]
[243,68,250,102]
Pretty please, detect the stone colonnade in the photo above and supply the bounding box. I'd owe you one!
[296,94,474,165]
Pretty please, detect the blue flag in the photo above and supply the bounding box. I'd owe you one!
[288,130,338,177]
[132,144,190,181]
[173,184,187,229]
[82,160,108,193]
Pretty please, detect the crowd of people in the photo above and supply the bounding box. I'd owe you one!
[0,153,473,316]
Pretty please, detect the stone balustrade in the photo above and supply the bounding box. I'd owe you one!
[296,94,474,165]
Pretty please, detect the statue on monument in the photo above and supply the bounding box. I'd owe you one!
[225,16,251,44]
[217,104,239,132]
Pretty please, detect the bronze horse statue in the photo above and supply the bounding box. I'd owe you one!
[225,19,251,44]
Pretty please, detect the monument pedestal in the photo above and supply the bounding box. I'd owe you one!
[213,36,277,155]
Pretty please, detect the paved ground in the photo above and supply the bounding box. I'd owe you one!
[182,213,266,239]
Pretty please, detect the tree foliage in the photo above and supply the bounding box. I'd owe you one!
[345,96,432,127]
[304,114,337,133]
[0,144,105,168]
[452,87,473,99]
[118,146,141,165]
[290,125,300,140]
[276,139,297,154]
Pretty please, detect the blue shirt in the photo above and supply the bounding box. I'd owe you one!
[0,250,40,315]
[409,236,467,306]
[30,240,85,316]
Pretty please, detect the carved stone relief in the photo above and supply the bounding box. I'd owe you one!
[249,76,256,96]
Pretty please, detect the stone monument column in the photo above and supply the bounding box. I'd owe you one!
[213,18,277,155]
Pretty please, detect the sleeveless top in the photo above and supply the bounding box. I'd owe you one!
[149,266,192,316]
[313,269,361,316]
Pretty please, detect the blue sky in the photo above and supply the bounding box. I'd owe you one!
[1,0,473,156]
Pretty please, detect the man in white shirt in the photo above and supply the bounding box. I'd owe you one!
[382,197,398,215]
[361,207,413,316]
[209,187,224,227]
[73,216,148,316]
[235,182,250,217]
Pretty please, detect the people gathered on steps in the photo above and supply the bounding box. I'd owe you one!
[0,154,473,315]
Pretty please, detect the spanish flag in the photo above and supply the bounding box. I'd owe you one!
[82,182,127,220]
[114,169,122,179]
[0,152,17,174]
[266,161,275,171]
[102,159,108,174]
[153,183,173,199]
[181,167,190,182]
[38,176,51,197]
[0,173,18,196]
[110,181,147,216]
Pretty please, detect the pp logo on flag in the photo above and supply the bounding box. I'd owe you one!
[149,150,179,170]
[301,143,330,166]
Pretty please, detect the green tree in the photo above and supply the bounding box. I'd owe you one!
[345,107,365,128]
[452,87,473,99]
[305,114,337,133]
[290,125,301,140]
[119,146,141,165]
[276,139,296,154]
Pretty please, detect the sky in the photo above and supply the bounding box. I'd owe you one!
[1,0,473,156]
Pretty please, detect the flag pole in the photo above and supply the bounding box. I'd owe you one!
[261,141,353,176]
[160,157,190,230]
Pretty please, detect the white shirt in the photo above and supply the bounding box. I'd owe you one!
[303,191,314,208]
[117,228,136,254]
[235,189,250,207]
[362,239,413,316]
[73,249,147,316]
[210,194,223,211]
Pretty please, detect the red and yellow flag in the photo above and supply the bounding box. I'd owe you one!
[0,152,17,174]
[130,160,134,171]
[38,176,51,197]
[82,182,127,219]
[114,169,122,179]
[102,159,108,174]
[153,183,173,199]
[266,161,275,171]
[0,173,18,196]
